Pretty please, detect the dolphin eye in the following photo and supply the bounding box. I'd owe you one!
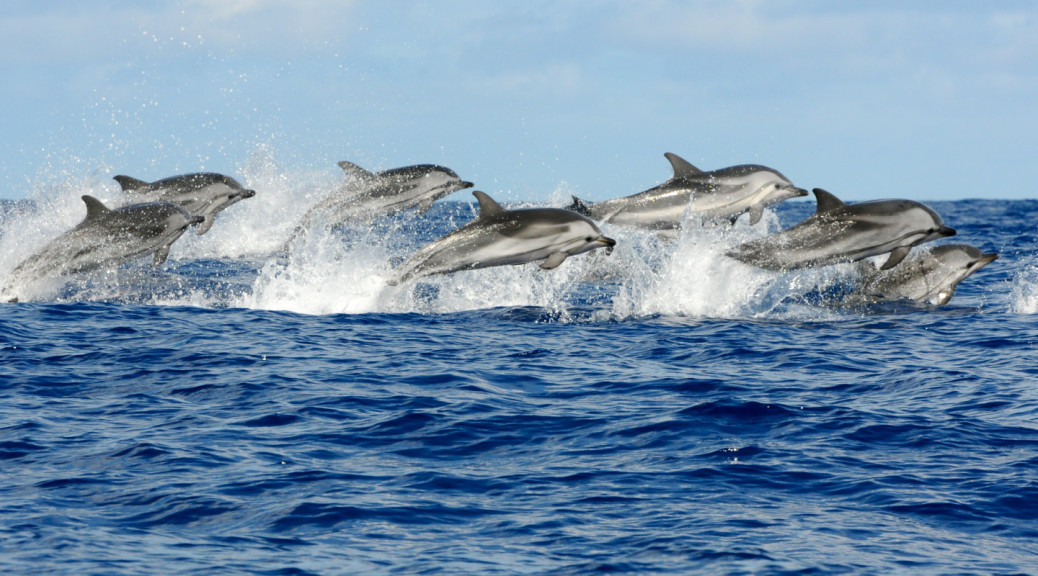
[585,236,593,242]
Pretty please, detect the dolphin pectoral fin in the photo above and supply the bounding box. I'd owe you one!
[416,199,435,215]
[934,287,956,306]
[113,175,150,192]
[748,205,764,226]
[153,246,171,267]
[195,217,215,235]
[540,253,569,269]
[880,247,911,270]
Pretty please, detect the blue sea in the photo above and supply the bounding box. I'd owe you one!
[2,164,1038,575]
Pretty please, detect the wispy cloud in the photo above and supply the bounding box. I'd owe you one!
[0,0,362,65]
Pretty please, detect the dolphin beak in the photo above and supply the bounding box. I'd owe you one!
[239,189,257,199]
[790,187,809,197]
[459,181,475,190]
[190,215,205,225]
[977,252,999,266]
[598,236,617,255]
[938,226,957,237]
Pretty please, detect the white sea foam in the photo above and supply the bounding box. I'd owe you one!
[1008,265,1038,314]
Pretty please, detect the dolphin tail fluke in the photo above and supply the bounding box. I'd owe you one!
[880,247,912,270]
[113,175,150,192]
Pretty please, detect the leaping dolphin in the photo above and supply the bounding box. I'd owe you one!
[849,244,999,306]
[726,188,956,272]
[114,172,256,235]
[303,161,473,226]
[388,190,616,286]
[2,196,203,302]
[569,152,807,230]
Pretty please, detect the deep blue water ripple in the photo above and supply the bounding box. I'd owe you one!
[3,199,1038,574]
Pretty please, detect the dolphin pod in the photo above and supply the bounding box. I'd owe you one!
[1,153,999,306]
[1,196,203,302]
[114,172,256,235]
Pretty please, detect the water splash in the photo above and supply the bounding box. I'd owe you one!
[0,152,980,320]
[1008,264,1038,314]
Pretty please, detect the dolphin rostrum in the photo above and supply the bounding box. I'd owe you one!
[388,190,616,286]
[113,172,256,235]
[2,196,203,301]
[849,244,999,306]
[569,152,807,230]
[726,188,956,272]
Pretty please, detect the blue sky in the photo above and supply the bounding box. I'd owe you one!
[0,1,1035,201]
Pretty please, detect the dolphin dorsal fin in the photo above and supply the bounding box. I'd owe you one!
[812,188,846,214]
[337,161,378,182]
[664,153,704,178]
[113,175,149,192]
[473,191,505,218]
[569,195,591,215]
[81,195,112,220]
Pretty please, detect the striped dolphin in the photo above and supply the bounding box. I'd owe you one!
[389,191,616,285]
[302,161,473,226]
[114,172,255,235]
[2,196,203,301]
[727,188,956,271]
[850,244,999,306]
[569,152,806,229]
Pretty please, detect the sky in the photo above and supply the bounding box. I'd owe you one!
[0,1,1036,202]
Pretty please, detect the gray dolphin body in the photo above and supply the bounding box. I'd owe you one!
[114,172,256,235]
[849,244,999,306]
[388,191,617,285]
[306,161,474,226]
[727,188,956,271]
[3,196,203,301]
[569,152,807,230]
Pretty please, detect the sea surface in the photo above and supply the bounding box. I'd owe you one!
[2,163,1038,575]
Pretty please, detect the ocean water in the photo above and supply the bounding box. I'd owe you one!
[2,160,1038,575]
